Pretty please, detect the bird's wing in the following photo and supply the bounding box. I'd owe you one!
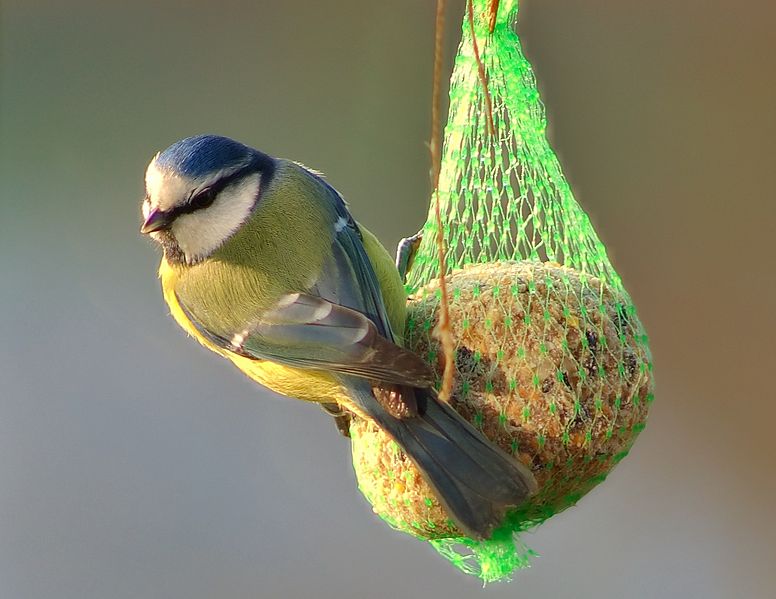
[311,176,396,341]
[176,166,432,389]
[177,291,434,388]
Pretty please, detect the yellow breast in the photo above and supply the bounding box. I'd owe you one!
[156,215,406,421]
[159,259,351,405]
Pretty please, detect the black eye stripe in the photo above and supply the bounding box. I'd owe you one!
[170,164,261,218]
[188,187,217,210]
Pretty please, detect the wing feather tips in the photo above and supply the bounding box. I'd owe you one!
[254,293,435,387]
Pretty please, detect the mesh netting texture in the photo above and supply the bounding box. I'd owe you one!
[350,0,653,582]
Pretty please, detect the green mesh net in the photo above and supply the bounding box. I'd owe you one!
[408,0,621,292]
[350,0,653,583]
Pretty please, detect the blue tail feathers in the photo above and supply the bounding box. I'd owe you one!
[346,378,537,540]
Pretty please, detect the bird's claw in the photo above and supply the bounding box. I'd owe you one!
[320,403,352,438]
[395,230,423,283]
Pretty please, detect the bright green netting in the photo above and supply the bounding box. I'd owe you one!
[408,0,620,292]
[383,0,653,582]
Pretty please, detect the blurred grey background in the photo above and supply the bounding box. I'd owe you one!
[2,1,775,597]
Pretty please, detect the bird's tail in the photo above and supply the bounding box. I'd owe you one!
[347,379,537,540]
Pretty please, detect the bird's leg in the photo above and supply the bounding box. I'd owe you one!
[320,402,352,438]
[395,230,423,283]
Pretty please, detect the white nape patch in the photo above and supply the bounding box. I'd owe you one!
[172,173,261,264]
[334,216,348,232]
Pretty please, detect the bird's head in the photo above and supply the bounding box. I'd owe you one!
[140,134,275,264]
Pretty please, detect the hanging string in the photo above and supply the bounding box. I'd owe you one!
[429,1,498,401]
[468,0,496,138]
[430,0,455,402]
[488,0,500,33]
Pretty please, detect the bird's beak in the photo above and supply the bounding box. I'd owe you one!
[140,208,174,234]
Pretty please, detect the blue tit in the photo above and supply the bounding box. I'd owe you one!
[140,134,537,539]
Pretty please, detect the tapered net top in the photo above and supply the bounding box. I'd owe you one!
[407,0,623,293]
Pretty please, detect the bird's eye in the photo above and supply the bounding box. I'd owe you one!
[188,187,217,211]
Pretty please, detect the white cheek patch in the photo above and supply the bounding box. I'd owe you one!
[172,173,261,264]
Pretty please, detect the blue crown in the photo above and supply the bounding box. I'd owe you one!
[155,135,255,179]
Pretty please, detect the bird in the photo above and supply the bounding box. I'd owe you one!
[140,134,537,540]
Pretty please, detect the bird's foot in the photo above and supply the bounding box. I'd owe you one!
[395,230,423,283]
[320,402,352,438]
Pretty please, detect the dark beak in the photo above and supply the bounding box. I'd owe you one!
[140,208,174,234]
